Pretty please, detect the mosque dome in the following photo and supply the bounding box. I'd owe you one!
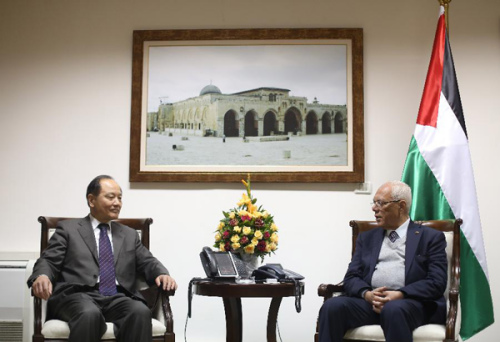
[200,84,222,96]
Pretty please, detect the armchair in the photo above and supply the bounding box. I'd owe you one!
[315,219,462,342]
[29,216,175,342]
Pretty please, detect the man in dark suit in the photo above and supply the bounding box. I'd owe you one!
[27,175,177,342]
[318,181,447,342]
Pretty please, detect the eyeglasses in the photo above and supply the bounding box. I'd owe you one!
[371,200,401,208]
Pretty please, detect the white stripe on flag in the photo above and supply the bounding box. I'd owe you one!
[414,92,489,279]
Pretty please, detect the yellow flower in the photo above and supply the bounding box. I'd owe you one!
[238,209,250,217]
[271,232,279,243]
[216,174,279,258]
[237,193,251,207]
[247,202,258,214]
[244,244,255,254]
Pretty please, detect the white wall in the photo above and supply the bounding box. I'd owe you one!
[1,0,499,341]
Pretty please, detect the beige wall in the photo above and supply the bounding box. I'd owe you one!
[1,0,498,341]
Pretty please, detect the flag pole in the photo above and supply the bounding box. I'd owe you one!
[438,0,452,34]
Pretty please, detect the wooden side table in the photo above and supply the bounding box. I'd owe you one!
[192,280,305,342]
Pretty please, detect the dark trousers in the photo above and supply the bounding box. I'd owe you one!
[318,296,432,342]
[48,288,152,342]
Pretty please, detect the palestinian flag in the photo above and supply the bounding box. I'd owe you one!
[401,6,494,340]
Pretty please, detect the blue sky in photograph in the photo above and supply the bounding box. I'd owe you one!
[147,43,347,112]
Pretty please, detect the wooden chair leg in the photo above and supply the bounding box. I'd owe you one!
[33,334,45,342]
[165,332,175,342]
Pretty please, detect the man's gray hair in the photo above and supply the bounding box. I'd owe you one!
[388,181,412,214]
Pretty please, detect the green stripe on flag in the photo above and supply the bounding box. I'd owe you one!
[402,136,454,220]
[459,231,495,340]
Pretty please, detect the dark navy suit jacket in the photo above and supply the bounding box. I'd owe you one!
[343,220,448,321]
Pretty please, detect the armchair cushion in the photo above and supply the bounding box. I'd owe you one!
[344,324,446,342]
[41,319,167,339]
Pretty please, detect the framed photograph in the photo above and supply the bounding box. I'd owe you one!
[130,28,364,183]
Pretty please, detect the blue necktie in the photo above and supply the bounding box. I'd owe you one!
[389,230,399,243]
[98,223,117,296]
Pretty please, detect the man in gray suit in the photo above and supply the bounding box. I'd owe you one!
[27,175,177,342]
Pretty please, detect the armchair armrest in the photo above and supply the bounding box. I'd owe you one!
[159,288,175,339]
[140,285,176,342]
[23,260,37,342]
[315,283,344,342]
[33,296,43,338]
[317,282,344,300]
[444,268,460,341]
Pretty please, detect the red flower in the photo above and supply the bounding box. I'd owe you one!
[229,219,239,226]
[254,218,264,228]
[223,230,230,238]
[263,231,270,239]
[240,236,249,245]
[257,240,267,252]
[224,241,231,251]
[241,215,252,222]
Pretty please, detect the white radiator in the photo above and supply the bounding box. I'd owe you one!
[0,261,26,342]
[0,321,22,342]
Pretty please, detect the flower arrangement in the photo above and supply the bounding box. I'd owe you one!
[214,175,279,261]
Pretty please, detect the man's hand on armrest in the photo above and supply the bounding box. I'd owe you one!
[155,274,177,291]
[32,275,52,300]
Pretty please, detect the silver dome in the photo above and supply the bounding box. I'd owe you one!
[200,84,222,96]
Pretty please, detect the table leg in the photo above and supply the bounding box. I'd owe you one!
[223,297,242,342]
[267,297,283,342]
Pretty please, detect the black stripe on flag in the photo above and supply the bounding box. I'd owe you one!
[442,31,467,138]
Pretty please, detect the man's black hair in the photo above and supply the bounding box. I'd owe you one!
[86,175,114,206]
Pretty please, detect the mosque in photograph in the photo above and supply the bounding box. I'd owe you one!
[147,84,347,138]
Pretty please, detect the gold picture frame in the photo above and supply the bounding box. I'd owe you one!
[130,28,364,183]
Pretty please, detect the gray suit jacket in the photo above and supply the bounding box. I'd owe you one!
[27,216,169,303]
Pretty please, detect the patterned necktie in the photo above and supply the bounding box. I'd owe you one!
[98,223,117,296]
[389,230,399,243]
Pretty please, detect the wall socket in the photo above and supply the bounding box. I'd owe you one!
[354,182,372,195]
